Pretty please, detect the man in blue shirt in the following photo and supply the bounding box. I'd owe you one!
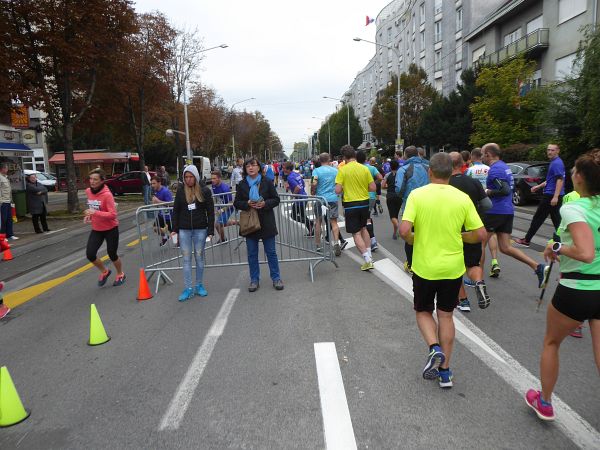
[211,171,234,242]
[151,176,174,245]
[481,143,547,288]
[514,144,565,247]
[283,162,314,235]
[311,153,347,255]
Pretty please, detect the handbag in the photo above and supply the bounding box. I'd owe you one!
[239,207,261,236]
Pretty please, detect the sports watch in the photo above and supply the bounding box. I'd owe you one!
[552,241,562,255]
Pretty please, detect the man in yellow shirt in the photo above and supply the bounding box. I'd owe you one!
[335,145,376,271]
[400,152,486,389]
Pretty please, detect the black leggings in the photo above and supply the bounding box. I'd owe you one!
[291,202,314,233]
[87,227,120,262]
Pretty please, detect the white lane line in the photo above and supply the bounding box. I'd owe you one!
[314,342,358,450]
[347,252,600,449]
[159,288,240,431]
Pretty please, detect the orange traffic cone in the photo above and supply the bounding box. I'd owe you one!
[137,268,153,301]
[2,248,13,262]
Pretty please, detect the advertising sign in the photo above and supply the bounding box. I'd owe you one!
[10,105,30,129]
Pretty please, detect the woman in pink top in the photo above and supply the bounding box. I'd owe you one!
[84,168,126,286]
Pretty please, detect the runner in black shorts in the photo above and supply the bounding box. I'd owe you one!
[483,213,513,234]
[343,201,370,234]
[413,274,462,312]
[382,160,402,239]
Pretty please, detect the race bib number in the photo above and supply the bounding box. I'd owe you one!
[187,203,196,211]
[87,200,101,211]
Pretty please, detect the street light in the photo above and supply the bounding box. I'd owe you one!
[323,96,350,146]
[312,116,331,156]
[230,97,256,160]
[354,37,402,152]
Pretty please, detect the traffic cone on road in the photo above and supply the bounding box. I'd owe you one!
[88,304,110,346]
[2,248,14,262]
[0,366,30,427]
[136,268,153,301]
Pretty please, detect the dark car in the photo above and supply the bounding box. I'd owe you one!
[507,162,549,206]
[104,171,156,195]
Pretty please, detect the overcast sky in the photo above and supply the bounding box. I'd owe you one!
[134,0,391,154]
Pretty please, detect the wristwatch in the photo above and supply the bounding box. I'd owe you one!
[552,241,562,255]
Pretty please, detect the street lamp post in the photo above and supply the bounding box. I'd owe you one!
[230,97,256,160]
[354,37,402,152]
[312,116,331,156]
[323,96,350,146]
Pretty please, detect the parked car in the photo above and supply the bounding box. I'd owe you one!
[104,171,156,195]
[23,170,57,189]
[507,161,549,206]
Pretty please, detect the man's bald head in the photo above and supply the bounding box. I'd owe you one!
[449,151,463,170]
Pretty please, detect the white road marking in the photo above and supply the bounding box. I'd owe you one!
[346,251,600,449]
[159,288,240,431]
[314,342,358,450]
[43,227,67,235]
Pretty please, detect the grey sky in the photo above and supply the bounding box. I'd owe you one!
[134,0,391,154]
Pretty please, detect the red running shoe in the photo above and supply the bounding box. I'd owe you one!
[0,304,10,319]
[570,325,583,338]
[525,389,555,421]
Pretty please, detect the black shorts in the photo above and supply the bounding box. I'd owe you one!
[412,273,462,313]
[551,284,600,322]
[484,213,513,234]
[386,195,402,219]
[343,201,370,234]
[463,242,482,268]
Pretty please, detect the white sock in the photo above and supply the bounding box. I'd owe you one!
[367,248,372,259]
[371,237,376,245]
[362,252,371,262]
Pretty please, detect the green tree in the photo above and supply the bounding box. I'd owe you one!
[470,56,544,148]
[318,106,362,157]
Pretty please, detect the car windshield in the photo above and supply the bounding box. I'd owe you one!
[34,172,48,180]
[42,172,56,180]
[527,165,548,178]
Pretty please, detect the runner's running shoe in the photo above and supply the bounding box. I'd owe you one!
[536,264,549,289]
[525,389,555,421]
[112,273,126,287]
[403,261,413,276]
[423,345,445,380]
[457,299,471,312]
[475,281,491,309]
[570,325,583,338]
[178,287,194,302]
[334,243,341,256]
[513,237,530,247]
[340,240,348,251]
[98,269,112,287]
[438,369,453,388]
[195,284,208,297]
[360,261,374,271]
[378,204,384,214]
[0,304,10,319]
[489,261,501,278]
[371,241,379,252]
[464,277,476,287]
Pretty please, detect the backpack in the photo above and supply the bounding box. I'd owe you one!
[397,164,414,199]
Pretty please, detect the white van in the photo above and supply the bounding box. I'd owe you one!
[23,170,57,189]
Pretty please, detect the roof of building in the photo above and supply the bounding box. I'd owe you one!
[465,0,528,42]
[49,151,139,164]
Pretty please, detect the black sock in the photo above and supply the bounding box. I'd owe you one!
[438,367,449,372]
[429,343,440,351]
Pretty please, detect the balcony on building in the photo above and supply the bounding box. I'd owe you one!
[474,28,549,69]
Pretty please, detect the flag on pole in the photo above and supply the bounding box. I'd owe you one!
[366,16,375,26]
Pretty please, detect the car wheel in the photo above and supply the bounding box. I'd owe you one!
[513,188,525,206]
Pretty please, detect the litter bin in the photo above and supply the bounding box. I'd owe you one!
[13,190,27,217]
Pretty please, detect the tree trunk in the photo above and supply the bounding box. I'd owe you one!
[64,122,80,214]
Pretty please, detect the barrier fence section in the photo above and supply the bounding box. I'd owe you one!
[135,191,338,293]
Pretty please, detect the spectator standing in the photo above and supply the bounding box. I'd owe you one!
[157,165,169,187]
[25,173,50,234]
[0,162,17,240]
[400,152,486,388]
[141,165,152,205]
[230,158,244,191]
[150,176,173,245]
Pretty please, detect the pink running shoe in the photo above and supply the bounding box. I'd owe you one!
[525,389,555,421]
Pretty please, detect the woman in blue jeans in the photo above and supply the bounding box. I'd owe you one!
[234,158,284,292]
[171,165,214,301]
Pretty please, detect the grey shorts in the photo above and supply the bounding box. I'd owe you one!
[314,202,339,219]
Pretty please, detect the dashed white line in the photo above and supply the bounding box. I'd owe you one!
[159,288,240,431]
[314,342,358,450]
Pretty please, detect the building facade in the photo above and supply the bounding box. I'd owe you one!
[465,0,599,87]
[344,0,505,146]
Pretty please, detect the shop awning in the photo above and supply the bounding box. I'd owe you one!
[0,142,34,158]
[49,151,136,164]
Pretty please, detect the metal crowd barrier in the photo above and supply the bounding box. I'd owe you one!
[135,190,338,293]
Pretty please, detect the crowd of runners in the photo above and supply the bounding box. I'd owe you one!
[42,141,597,424]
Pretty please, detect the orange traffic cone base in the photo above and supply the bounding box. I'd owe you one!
[0,409,30,428]
[137,268,153,301]
[87,336,111,346]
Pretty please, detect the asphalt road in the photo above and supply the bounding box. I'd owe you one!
[1,196,598,449]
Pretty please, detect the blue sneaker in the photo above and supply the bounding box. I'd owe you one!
[422,345,445,380]
[178,288,194,302]
[535,264,549,289]
[438,369,453,388]
[464,277,476,287]
[195,284,208,297]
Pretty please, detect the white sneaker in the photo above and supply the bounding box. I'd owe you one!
[8,236,19,240]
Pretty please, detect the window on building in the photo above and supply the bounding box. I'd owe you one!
[435,78,443,91]
[434,50,442,71]
[558,0,586,24]
[434,0,442,15]
[420,3,425,24]
[456,7,463,31]
[455,39,462,61]
[504,28,522,46]
[526,15,543,34]
[532,69,542,88]
[412,13,416,33]
[555,52,579,80]
[456,69,463,85]
[434,21,442,42]
[388,47,394,62]
[420,31,425,49]
[387,27,392,43]
[472,45,486,62]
